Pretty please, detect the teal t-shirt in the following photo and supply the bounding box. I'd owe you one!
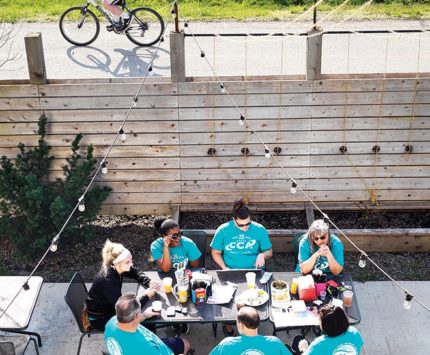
[304,326,363,355]
[210,220,272,269]
[296,234,344,275]
[210,335,292,355]
[104,316,173,355]
[150,236,202,272]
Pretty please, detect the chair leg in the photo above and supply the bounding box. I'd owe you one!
[30,337,40,355]
[212,323,217,337]
[77,333,86,355]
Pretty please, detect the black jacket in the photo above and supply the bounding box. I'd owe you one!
[86,266,151,318]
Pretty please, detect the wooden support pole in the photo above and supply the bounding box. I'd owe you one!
[306,28,323,80]
[170,30,186,82]
[24,32,47,84]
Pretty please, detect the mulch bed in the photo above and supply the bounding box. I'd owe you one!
[1,211,429,282]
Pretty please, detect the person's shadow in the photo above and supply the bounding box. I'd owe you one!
[66,45,170,77]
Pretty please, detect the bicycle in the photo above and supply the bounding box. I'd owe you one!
[59,0,165,47]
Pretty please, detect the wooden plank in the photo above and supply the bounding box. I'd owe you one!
[49,169,180,181]
[100,204,173,215]
[0,85,39,97]
[38,82,177,97]
[0,145,179,158]
[105,192,181,204]
[39,96,177,110]
[94,181,181,193]
[0,98,40,110]
[51,157,180,170]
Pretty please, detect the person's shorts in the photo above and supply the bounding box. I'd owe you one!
[161,337,185,355]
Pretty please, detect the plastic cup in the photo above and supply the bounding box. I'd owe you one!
[236,297,246,311]
[246,272,256,289]
[290,278,298,295]
[319,291,327,301]
[343,290,353,307]
[152,301,162,312]
[162,277,173,293]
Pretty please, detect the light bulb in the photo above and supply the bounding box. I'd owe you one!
[220,84,226,93]
[101,162,108,174]
[290,182,297,194]
[403,294,413,310]
[50,235,59,252]
[50,243,58,252]
[200,51,205,58]
[264,146,270,158]
[239,115,245,126]
[358,254,366,268]
[148,66,153,76]
[78,201,85,212]
[170,9,176,18]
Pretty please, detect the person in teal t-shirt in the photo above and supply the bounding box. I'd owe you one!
[210,306,291,355]
[105,292,190,355]
[297,219,344,276]
[301,304,363,355]
[211,199,273,270]
[151,218,201,273]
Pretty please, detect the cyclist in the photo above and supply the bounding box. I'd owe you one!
[102,0,133,31]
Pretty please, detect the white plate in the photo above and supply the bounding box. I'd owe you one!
[237,288,269,307]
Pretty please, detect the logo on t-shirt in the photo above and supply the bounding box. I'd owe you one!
[240,350,265,355]
[106,337,122,355]
[314,256,329,271]
[333,343,358,355]
[225,234,257,252]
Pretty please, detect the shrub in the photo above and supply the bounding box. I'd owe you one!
[0,113,111,257]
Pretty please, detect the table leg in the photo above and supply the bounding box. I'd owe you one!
[212,323,217,337]
[5,329,42,347]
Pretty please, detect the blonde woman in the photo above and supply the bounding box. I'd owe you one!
[297,219,344,276]
[86,239,160,331]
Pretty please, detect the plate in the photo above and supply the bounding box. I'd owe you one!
[237,288,269,307]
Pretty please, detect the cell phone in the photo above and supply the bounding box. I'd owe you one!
[167,306,176,317]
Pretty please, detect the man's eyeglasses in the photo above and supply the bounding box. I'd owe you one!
[170,231,182,240]
[236,220,251,227]
[313,235,327,242]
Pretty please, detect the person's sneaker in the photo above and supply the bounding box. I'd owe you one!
[106,23,115,32]
[121,15,134,31]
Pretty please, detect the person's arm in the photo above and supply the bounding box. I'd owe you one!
[211,249,229,270]
[189,259,200,269]
[323,242,344,275]
[299,251,320,275]
[125,266,151,288]
[156,236,173,272]
[254,249,273,268]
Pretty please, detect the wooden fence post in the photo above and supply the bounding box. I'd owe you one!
[306,28,323,80]
[24,32,47,84]
[170,30,186,82]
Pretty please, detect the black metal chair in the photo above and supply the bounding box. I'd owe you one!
[182,229,207,268]
[0,335,40,355]
[64,272,102,355]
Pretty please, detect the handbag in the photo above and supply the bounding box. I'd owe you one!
[81,304,92,332]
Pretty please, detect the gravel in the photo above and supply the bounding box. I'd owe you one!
[0,212,429,282]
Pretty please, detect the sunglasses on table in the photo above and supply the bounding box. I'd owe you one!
[235,220,252,227]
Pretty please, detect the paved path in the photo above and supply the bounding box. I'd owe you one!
[5,281,430,355]
[1,20,430,80]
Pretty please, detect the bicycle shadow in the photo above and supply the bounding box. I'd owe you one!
[66,45,169,77]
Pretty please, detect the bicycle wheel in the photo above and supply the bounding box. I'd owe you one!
[59,7,100,46]
[126,7,164,47]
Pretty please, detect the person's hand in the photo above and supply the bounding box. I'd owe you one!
[163,236,172,247]
[142,306,161,320]
[221,266,230,270]
[319,244,329,256]
[144,287,158,299]
[254,253,266,268]
[149,280,161,291]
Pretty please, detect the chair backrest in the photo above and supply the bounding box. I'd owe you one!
[0,341,15,355]
[293,232,306,265]
[64,272,88,333]
[182,229,207,268]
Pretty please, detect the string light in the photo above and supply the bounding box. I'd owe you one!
[50,235,59,252]
[220,84,226,93]
[78,196,85,212]
[119,128,127,143]
[200,51,205,58]
[170,8,176,18]
[239,115,245,126]
[23,282,30,291]
[290,181,297,194]
[132,96,138,107]
[264,145,271,158]
[148,65,153,76]
[358,253,367,268]
[101,161,108,174]
[403,293,413,310]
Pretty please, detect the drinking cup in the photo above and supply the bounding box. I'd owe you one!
[152,301,162,312]
[290,278,298,295]
[246,272,256,289]
[162,277,173,293]
[343,290,353,307]
[319,291,327,301]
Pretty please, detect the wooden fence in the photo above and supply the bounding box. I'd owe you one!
[1,75,429,215]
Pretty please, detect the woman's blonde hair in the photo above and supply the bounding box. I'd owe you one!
[101,239,126,275]
[307,219,331,252]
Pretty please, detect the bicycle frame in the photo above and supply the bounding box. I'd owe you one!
[82,0,131,25]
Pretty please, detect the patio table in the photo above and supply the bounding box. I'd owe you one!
[138,269,270,335]
[0,276,43,347]
[269,272,361,335]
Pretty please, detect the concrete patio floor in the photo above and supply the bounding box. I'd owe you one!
[6,281,430,355]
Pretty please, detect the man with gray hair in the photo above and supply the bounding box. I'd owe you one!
[105,292,191,355]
